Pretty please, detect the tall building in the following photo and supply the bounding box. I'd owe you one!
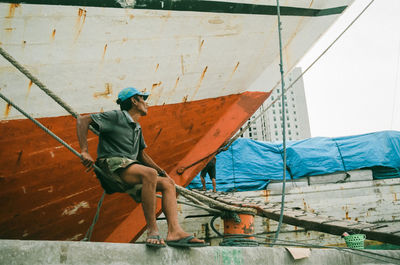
[240,67,311,142]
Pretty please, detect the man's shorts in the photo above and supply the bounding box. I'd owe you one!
[200,162,216,179]
[95,157,143,202]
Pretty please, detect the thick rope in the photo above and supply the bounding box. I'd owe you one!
[0,92,106,241]
[171,0,375,174]
[82,191,106,241]
[156,194,222,215]
[0,47,79,118]
[0,46,99,136]
[175,186,257,215]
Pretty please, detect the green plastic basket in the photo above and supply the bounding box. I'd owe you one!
[344,234,366,249]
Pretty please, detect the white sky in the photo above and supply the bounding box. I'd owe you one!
[296,0,400,137]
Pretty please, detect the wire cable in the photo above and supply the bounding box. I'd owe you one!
[224,0,376,147]
[273,0,287,244]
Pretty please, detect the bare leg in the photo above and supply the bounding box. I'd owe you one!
[212,178,216,192]
[120,164,164,245]
[156,177,204,243]
[200,175,206,191]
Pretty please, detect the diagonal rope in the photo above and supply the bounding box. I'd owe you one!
[224,0,376,149]
[0,47,79,118]
[0,46,99,136]
[0,91,106,241]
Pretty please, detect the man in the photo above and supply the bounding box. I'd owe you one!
[77,87,206,248]
[200,157,217,192]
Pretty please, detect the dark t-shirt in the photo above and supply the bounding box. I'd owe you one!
[91,110,146,160]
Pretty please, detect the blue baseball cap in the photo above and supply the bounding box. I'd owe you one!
[117,87,150,103]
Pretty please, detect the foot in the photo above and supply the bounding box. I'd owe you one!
[166,235,208,247]
[166,231,205,244]
[146,234,166,248]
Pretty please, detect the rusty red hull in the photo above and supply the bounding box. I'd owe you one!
[0,91,269,242]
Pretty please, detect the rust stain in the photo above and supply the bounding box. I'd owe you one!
[208,17,224,24]
[394,193,398,201]
[174,77,180,89]
[4,103,11,118]
[264,189,270,202]
[4,28,14,31]
[122,37,128,42]
[191,66,208,99]
[7,3,20,18]
[345,211,351,220]
[102,44,108,60]
[223,62,240,91]
[161,11,171,21]
[264,219,270,232]
[26,80,33,99]
[182,95,188,102]
[51,29,56,40]
[309,0,315,8]
[180,55,185,75]
[151,82,162,90]
[94,83,112,98]
[155,63,159,72]
[233,62,240,73]
[199,39,204,54]
[118,74,126,80]
[74,8,87,42]
[166,77,179,103]
[129,14,134,20]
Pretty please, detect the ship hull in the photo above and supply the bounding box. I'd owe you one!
[0,0,353,242]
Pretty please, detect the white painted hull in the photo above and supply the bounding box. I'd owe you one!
[0,0,353,120]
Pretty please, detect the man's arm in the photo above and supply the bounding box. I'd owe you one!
[138,149,168,177]
[76,114,95,169]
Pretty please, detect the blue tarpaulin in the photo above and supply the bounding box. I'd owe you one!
[188,130,400,192]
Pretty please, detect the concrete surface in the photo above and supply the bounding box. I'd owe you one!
[1,240,399,265]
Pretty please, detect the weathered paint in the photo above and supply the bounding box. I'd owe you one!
[0,1,353,120]
[0,0,353,243]
[224,214,255,238]
[104,91,269,242]
[0,92,268,242]
[160,171,400,246]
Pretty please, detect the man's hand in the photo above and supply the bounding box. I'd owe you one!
[80,151,95,171]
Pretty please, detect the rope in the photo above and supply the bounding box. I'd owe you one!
[0,46,99,136]
[0,92,106,241]
[82,191,106,241]
[332,138,351,181]
[0,46,106,239]
[273,0,287,244]
[0,47,79,118]
[175,186,257,215]
[260,237,400,264]
[222,0,376,149]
